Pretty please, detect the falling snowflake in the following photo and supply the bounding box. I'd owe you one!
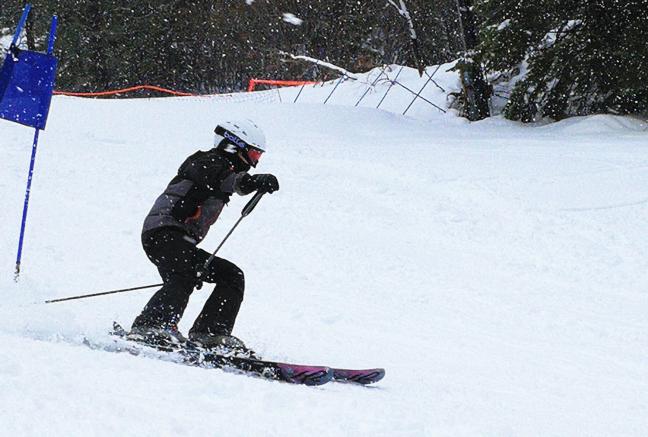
[282,13,303,26]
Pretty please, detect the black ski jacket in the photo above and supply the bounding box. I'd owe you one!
[142,149,254,242]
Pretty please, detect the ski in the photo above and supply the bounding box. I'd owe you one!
[84,323,333,386]
[332,368,385,385]
[83,336,333,386]
[104,322,384,386]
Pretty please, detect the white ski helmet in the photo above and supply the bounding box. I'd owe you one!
[214,119,267,167]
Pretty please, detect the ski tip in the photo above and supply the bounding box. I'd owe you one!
[277,364,334,386]
[333,368,385,385]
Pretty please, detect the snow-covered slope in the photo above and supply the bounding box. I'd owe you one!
[1,67,648,436]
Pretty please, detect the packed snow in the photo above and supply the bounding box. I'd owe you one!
[1,65,648,436]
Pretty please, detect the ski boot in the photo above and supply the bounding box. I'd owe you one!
[189,332,259,359]
[127,324,188,350]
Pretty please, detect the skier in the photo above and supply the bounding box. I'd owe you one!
[129,119,279,356]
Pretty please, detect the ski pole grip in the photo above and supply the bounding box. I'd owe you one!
[241,191,265,217]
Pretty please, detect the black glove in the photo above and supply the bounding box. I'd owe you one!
[251,174,279,193]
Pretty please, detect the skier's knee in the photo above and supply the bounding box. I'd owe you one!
[231,265,245,295]
[223,264,245,299]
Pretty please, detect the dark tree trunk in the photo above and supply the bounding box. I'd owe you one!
[455,0,490,120]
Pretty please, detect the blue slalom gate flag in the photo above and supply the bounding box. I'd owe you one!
[0,5,58,130]
[0,48,58,130]
[1,4,59,280]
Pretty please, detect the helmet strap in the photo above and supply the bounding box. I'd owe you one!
[237,150,253,167]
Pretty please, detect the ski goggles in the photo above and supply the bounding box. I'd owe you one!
[246,146,264,167]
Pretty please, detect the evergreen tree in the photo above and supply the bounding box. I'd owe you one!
[477,0,648,121]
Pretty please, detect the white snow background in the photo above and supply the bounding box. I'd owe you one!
[1,64,648,436]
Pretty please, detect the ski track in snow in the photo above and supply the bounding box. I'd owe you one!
[1,65,648,436]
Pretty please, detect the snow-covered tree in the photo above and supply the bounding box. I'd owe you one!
[477,0,648,121]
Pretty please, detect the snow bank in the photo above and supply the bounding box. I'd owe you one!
[541,114,648,135]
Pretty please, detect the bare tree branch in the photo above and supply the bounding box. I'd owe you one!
[279,51,360,80]
[386,0,425,76]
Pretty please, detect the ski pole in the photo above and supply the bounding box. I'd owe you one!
[45,191,267,304]
[197,190,266,282]
[44,283,163,304]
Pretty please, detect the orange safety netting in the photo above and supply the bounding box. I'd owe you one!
[53,81,319,97]
[53,85,196,97]
[247,79,318,92]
